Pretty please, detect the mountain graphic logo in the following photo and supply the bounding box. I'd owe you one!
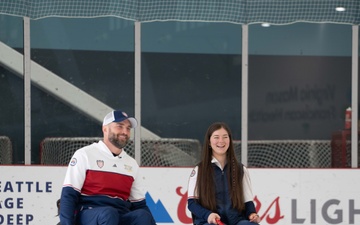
[146,192,174,223]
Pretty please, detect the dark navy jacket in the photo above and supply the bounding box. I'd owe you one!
[188,162,256,225]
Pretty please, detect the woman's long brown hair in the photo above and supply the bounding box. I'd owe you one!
[196,122,245,212]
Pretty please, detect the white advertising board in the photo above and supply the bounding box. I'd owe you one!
[0,166,359,225]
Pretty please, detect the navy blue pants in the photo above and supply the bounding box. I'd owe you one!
[77,206,155,225]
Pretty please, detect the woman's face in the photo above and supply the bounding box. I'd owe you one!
[209,127,230,157]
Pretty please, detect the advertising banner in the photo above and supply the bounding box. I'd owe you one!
[0,166,359,225]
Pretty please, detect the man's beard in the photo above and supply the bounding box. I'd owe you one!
[108,132,129,149]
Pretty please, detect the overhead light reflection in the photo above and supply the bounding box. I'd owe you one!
[335,7,346,12]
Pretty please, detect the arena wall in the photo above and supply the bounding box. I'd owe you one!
[0,166,359,225]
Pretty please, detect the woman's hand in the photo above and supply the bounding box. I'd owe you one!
[249,212,261,223]
[207,212,221,224]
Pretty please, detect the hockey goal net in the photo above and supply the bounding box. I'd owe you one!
[0,136,13,164]
[233,140,332,168]
[40,137,201,167]
[40,137,335,167]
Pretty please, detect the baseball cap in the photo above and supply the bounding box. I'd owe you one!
[102,110,138,128]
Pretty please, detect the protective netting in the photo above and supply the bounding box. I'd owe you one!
[40,137,339,168]
[40,137,201,167]
[233,140,332,168]
[0,0,359,25]
[0,136,12,164]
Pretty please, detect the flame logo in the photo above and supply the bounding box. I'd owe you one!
[255,196,284,224]
[176,187,193,224]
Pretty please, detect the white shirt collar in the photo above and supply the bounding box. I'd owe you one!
[98,140,127,158]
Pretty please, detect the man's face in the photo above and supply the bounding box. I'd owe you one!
[107,119,131,149]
